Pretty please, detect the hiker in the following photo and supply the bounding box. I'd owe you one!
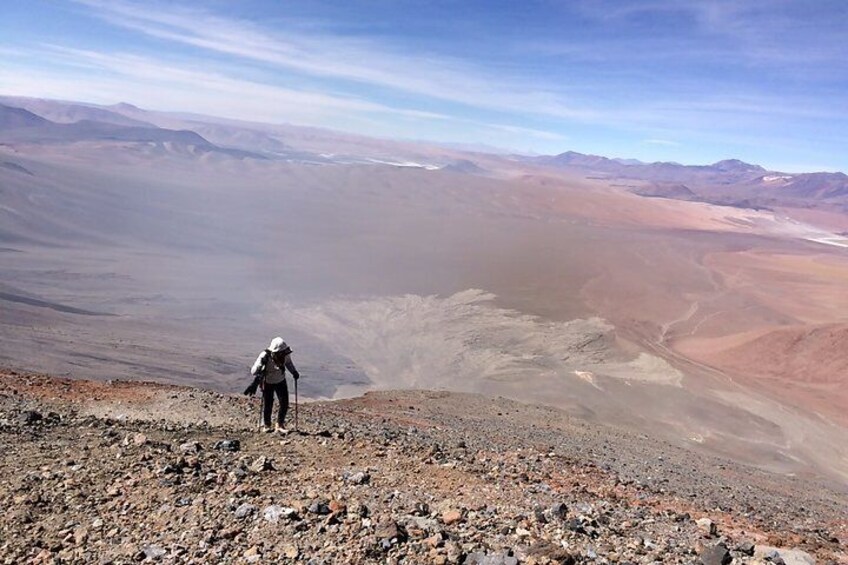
[244,337,300,433]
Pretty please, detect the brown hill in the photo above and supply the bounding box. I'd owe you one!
[713,324,848,384]
[696,324,848,426]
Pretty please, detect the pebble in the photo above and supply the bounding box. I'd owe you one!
[18,410,42,425]
[441,509,463,525]
[696,517,718,537]
[735,540,755,556]
[308,501,331,515]
[753,546,816,565]
[179,441,202,454]
[699,542,731,565]
[376,519,401,541]
[464,552,519,565]
[213,439,240,452]
[348,471,370,485]
[249,455,273,472]
[234,503,257,519]
[243,545,260,563]
[549,502,568,520]
[2,377,842,565]
[142,545,166,560]
[263,505,297,523]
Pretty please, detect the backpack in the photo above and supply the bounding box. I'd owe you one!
[244,349,273,396]
[251,345,293,379]
[253,349,274,379]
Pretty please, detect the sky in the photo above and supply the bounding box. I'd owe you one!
[1,0,847,172]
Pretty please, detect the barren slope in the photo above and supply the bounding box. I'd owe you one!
[2,100,848,486]
[1,371,845,564]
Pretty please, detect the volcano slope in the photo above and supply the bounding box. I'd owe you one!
[2,98,848,486]
[1,370,845,564]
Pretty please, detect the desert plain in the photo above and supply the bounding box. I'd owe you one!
[1,98,847,487]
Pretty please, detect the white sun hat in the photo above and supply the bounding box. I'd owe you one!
[268,337,287,353]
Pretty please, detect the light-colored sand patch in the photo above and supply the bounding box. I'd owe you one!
[806,236,848,248]
[279,289,682,394]
[766,213,848,248]
[574,370,603,391]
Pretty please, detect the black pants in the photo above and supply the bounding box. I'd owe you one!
[261,380,289,427]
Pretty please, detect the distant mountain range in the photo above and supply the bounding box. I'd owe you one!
[0,97,154,127]
[1,96,847,214]
[529,151,848,213]
[0,103,262,160]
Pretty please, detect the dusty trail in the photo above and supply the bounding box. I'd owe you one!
[659,301,701,345]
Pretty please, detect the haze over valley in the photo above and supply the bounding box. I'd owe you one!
[2,97,847,486]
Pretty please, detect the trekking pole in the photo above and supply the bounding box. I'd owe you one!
[258,387,264,431]
[258,375,267,432]
[294,377,299,433]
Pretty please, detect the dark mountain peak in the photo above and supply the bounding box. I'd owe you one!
[440,159,486,175]
[802,171,848,180]
[1,161,34,176]
[549,150,612,167]
[710,159,765,173]
[67,120,211,146]
[557,150,605,160]
[49,104,153,128]
[781,171,848,199]
[0,104,51,129]
[110,102,141,111]
[632,183,699,201]
[0,108,220,152]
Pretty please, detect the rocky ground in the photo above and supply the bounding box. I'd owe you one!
[0,369,845,564]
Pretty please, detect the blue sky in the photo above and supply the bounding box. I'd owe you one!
[1,0,847,171]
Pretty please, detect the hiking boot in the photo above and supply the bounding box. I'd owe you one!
[259,425,272,433]
[274,424,288,435]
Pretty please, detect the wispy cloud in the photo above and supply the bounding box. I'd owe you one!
[66,0,848,134]
[1,43,567,144]
[690,1,848,67]
[3,0,846,168]
[72,0,595,121]
[38,45,451,121]
[570,0,848,71]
